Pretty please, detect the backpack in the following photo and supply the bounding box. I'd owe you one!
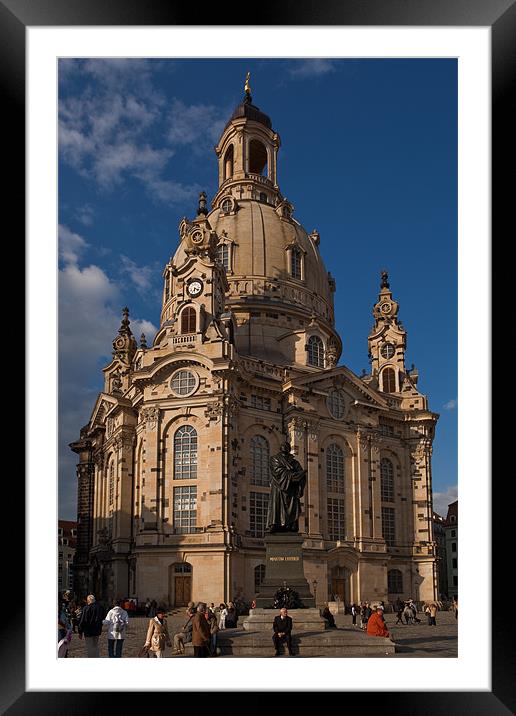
[113,611,125,633]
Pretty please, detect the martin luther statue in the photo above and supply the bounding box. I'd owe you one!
[266,442,306,533]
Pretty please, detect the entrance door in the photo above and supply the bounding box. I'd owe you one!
[174,576,192,606]
[171,562,192,607]
[332,578,346,602]
[330,565,350,604]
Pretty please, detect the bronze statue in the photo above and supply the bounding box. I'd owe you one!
[266,442,306,533]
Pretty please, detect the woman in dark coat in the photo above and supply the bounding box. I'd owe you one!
[224,601,238,628]
[322,606,337,628]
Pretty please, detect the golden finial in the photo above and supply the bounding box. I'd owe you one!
[244,71,251,98]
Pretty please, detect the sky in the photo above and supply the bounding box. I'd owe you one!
[58,57,457,520]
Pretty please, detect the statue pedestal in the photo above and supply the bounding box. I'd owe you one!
[254,533,315,608]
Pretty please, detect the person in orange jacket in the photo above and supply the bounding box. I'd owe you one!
[366,605,391,638]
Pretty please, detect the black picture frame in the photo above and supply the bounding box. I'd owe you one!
[3,0,509,711]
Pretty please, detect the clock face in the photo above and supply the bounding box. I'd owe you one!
[191,230,203,244]
[381,343,395,359]
[380,302,391,314]
[187,280,203,297]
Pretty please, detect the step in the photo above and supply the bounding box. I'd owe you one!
[242,608,327,632]
[184,627,396,657]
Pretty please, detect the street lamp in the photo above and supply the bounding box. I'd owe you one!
[312,579,318,605]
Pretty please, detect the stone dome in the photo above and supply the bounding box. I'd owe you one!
[226,99,272,130]
[171,200,334,321]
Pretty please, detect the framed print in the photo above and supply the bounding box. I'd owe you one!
[3,0,511,710]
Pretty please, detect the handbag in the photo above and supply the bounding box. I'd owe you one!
[138,644,150,658]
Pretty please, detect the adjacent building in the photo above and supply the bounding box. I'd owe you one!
[58,519,77,592]
[70,83,439,608]
[432,511,448,599]
[444,500,458,599]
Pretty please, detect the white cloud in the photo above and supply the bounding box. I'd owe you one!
[58,61,224,204]
[432,485,458,518]
[288,59,336,78]
[443,399,457,410]
[119,255,158,295]
[58,224,89,265]
[75,204,95,226]
[58,225,158,518]
[167,99,227,151]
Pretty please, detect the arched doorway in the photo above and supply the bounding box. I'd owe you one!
[170,562,192,607]
[329,565,350,604]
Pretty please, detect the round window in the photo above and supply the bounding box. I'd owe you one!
[327,389,347,420]
[220,198,233,214]
[381,343,395,359]
[170,369,198,396]
[191,230,203,244]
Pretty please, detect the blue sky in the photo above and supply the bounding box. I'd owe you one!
[58,58,457,520]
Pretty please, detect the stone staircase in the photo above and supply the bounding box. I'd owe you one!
[185,627,395,657]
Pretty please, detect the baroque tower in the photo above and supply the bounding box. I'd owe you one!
[71,79,438,607]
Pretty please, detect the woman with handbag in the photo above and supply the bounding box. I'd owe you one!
[143,606,172,658]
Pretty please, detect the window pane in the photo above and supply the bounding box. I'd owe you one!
[171,370,196,396]
[174,425,198,480]
[380,458,395,502]
[382,506,395,546]
[250,491,269,537]
[326,444,344,493]
[173,485,197,534]
[382,367,396,393]
[388,569,403,593]
[291,248,301,279]
[181,307,196,334]
[327,497,345,540]
[307,336,324,367]
[250,436,270,487]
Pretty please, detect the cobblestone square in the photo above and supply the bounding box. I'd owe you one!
[65,610,457,659]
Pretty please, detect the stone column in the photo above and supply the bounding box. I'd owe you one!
[140,407,160,538]
[356,429,373,543]
[306,419,322,538]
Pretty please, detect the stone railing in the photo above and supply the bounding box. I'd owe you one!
[171,333,197,345]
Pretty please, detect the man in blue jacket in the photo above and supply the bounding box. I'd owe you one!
[78,594,105,657]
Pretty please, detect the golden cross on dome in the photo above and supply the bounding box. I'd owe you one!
[244,71,251,97]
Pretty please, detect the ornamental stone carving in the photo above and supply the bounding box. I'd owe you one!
[141,406,159,430]
[205,401,223,422]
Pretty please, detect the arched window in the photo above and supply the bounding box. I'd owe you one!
[181,306,196,334]
[382,367,396,393]
[250,435,269,486]
[164,271,170,301]
[224,145,234,180]
[217,243,229,271]
[259,192,267,203]
[380,458,395,502]
[108,460,115,507]
[290,247,302,280]
[388,569,403,594]
[326,443,345,493]
[248,139,268,175]
[307,335,325,367]
[174,425,198,480]
[254,564,266,593]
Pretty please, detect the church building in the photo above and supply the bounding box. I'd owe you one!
[70,80,439,608]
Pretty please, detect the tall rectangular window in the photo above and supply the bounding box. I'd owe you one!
[382,506,396,546]
[249,491,269,537]
[327,498,345,540]
[173,486,197,534]
[291,248,302,280]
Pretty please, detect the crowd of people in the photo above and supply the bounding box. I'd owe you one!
[59,590,453,658]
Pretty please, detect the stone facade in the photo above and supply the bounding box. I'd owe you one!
[70,84,439,608]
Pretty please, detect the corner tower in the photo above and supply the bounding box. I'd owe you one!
[367,271,426,409]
